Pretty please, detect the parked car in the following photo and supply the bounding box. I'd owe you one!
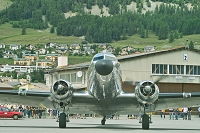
[0,106,23,120]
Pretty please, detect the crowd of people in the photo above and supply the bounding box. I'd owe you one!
[1,103,200,121]
[160,107,200,120]
[0,103,56,119]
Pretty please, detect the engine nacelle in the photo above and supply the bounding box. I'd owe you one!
[135,80,159,105]
[50,79,73,103]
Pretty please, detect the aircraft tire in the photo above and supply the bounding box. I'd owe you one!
[142,114,149,130]
[59,113,66,128]
[101,120,105,125]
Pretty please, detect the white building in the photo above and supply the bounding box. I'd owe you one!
[0,64,47,73]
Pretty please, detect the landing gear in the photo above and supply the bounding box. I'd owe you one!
[142,114,149,130]
[101,116,106,125]
[59,113,66,128]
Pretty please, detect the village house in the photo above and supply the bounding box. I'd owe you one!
[45,53,60,62]
[120,46,135,55]
[22,54,39,62]
[3,53,17,59]
[9,44,21,50]
[0,44,5,49]
[144,46,156,52]
[36,48,46,55]
[97,43,107,49]
[35,59,52,68]
[56,44,68,53]
[25,44,36,50]
[69,44,80,50]
[84,49,95,55]
[45,42,56,48]
[14,58,31,66]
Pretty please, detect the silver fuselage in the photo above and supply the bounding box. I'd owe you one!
[87,53,122,100]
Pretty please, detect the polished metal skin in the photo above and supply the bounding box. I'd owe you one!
[87,52,122,100]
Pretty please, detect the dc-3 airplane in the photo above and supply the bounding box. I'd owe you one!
[1,52,200,129]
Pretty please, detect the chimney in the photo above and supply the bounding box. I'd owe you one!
[57,56,68,68]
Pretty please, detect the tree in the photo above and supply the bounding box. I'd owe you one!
[21,26,26,35]
[158,23,169,40]
[113,47,121,56]
[12,70,18,79]
[0,50,3,58]
[50,26,55,33]
[169,32,174,43]
[140,25,145,38]
[174,30,179,39]
[189,41,194,49]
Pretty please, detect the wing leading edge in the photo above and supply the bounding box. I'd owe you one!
[156,92,200,110]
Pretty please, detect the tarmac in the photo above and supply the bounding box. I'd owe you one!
[0,115,200,133]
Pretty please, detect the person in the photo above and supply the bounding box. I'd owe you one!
[115,113,119,120]
[42,108,47,119]
[38,107,43,119]
[182,107,188,120]
[198,106,200,118]
[187,107,192,120]
[174,108,179,120]
[160,109,165,119]
[169,108,174,120]
[34,107,39,119]
[53,109,57,119]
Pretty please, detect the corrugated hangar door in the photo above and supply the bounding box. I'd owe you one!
[157,83,200,93]
[157,83,182,93]
[122,82,200,93]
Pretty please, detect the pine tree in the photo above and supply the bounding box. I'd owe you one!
[50,26,55,33]
[140,25,145,38]
[189,41,194,49]
[169,32,174,43]
[21,26,26,35]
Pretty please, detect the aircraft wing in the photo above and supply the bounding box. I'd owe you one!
[105,92,200,115]
[156,92,200,110]
[0,90,53,108]
[0,90,96,114]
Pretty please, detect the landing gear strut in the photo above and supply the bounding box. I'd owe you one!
[101,116,106,125]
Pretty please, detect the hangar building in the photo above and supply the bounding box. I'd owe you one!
[45,47,200,93]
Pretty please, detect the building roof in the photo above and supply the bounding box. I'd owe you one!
[48,47,198,72]
[46,54,61,56]
[0,82,14,88]
[36,59,52,62]
[23,54,38,56]
[5,82,21,86]
[14,58,30,61]
[117,46,192,61]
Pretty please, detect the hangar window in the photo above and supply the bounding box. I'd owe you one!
[153,64,200,75]
[60,73,82,83]
[60,74,70,81]
[198,66,200,75]
[152,64,167,74]
[186,65,199,75]
[169,65,184,74]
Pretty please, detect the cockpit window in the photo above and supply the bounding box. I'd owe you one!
[93,55,104,61]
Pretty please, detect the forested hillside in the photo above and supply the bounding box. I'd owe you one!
[0,0,200,43]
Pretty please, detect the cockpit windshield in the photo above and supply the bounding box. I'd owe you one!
[93,55,104,61]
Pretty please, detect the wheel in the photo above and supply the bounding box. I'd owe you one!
[101,120,105,125]
[13,115,19,120]
[142,114,149,130]
[59,113,66,128]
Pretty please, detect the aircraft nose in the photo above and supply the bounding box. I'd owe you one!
[95,60,113,75]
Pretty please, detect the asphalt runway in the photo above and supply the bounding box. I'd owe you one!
[0,115,200,133]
